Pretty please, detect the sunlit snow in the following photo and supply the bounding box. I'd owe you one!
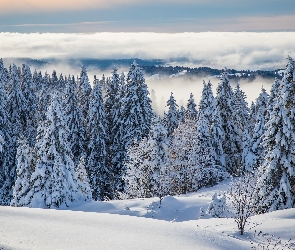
[1,180,294,250]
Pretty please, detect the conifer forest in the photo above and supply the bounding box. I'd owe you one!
[0,55,295,217]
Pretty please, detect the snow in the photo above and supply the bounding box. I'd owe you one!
[169,70,187,78]
[1,180,295,250]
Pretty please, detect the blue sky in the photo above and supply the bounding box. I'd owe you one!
[1,0,295,32]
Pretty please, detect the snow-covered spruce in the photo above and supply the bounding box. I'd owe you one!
[185,93,198,120]
[63,75,85,166]
[21,64,38,147]
[163,92,179,139]
[0,80,15,205]
[124,117,170,200]
[11,137,35,207]
[255,56,295,213]
[26,95,88,208]
[86,78,109,201]
[216,70,241,176]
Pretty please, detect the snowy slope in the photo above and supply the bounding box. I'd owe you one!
[1,181,294,250]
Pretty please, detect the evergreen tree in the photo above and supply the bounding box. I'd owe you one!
[255,56,295,213]
[38,72,51,123]
[124,117,170,199]
[169,117,198,194]
[21,64,38,147]
[33,70,43,95]
[63,76,85,165]
[99,74,107,98]
[50,70,59,92]
[105,68,124,198]
[58,73,66,92]
[248,101,257,134]
[117,62,153,195]
[198,81,215,122]
[0,58,10,91]
[77,66,92,127]
[211,105,226,169]
[86,80,109,200]
[10,137,35,207]
[233,83,250,175]
[27,95,81,208]
[124,137,150,199]
[163,92,179,138]
[0,83,15,205]
[206,193,227,218]
[185,93,198,120]
[148,117,170,199]
[178,105,186,123]
[122,61,153,145]
[233,83,250,133]
[193,111,229,190]
[7,64,28,138]
[216,71,241,175]
[243,88,269,173]
[266,77,281,122]
[75,156,92,201]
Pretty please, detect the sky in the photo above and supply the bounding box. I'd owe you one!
[1,0,295,32]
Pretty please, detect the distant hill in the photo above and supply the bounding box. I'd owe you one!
[2,57,282,81]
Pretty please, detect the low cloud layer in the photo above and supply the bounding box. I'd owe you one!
[1,32,294,70]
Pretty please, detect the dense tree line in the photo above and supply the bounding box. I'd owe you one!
[0,57,294,214]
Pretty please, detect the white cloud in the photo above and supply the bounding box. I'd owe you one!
[0,32,294,70]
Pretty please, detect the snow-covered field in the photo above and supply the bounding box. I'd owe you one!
[1,181,295,250]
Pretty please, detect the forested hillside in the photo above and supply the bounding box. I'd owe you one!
[0,56,294,216]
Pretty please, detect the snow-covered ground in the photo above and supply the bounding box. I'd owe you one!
[1,181,294,250]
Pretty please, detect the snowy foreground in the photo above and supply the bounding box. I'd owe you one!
[1,181,295,250]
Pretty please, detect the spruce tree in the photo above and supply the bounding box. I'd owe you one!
[248,101,257,134]
[117,62,153,195]
[105,68,124,198]
[169,117,198,194]
[122,61,153,146]
[10,137,35,207]
[28,95,81,208]
[124,117,170,199]
[255,56,295,213]
[21,64,38,147]
[149,117,170,200]
[243,88,268,173]
[178,105,186,123]
[124,137,150,199]
[193,111,229,190]
[233,83,250,175]
[33,70,43,95]
[216,71,241,175]
[0,83,15,205]
[211,105,226,169]
[77,66,92,127]
[86,79,109,200]
[233,83,250,133]
[63,76,85,165]
[76,156,92,201]
[266,77,281,122]
[186,93,198,120]
[7,64,28,138]
[38,72,51,123]
[163,92,179,138]
[0,58,10,91]
[50,70,59,91]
